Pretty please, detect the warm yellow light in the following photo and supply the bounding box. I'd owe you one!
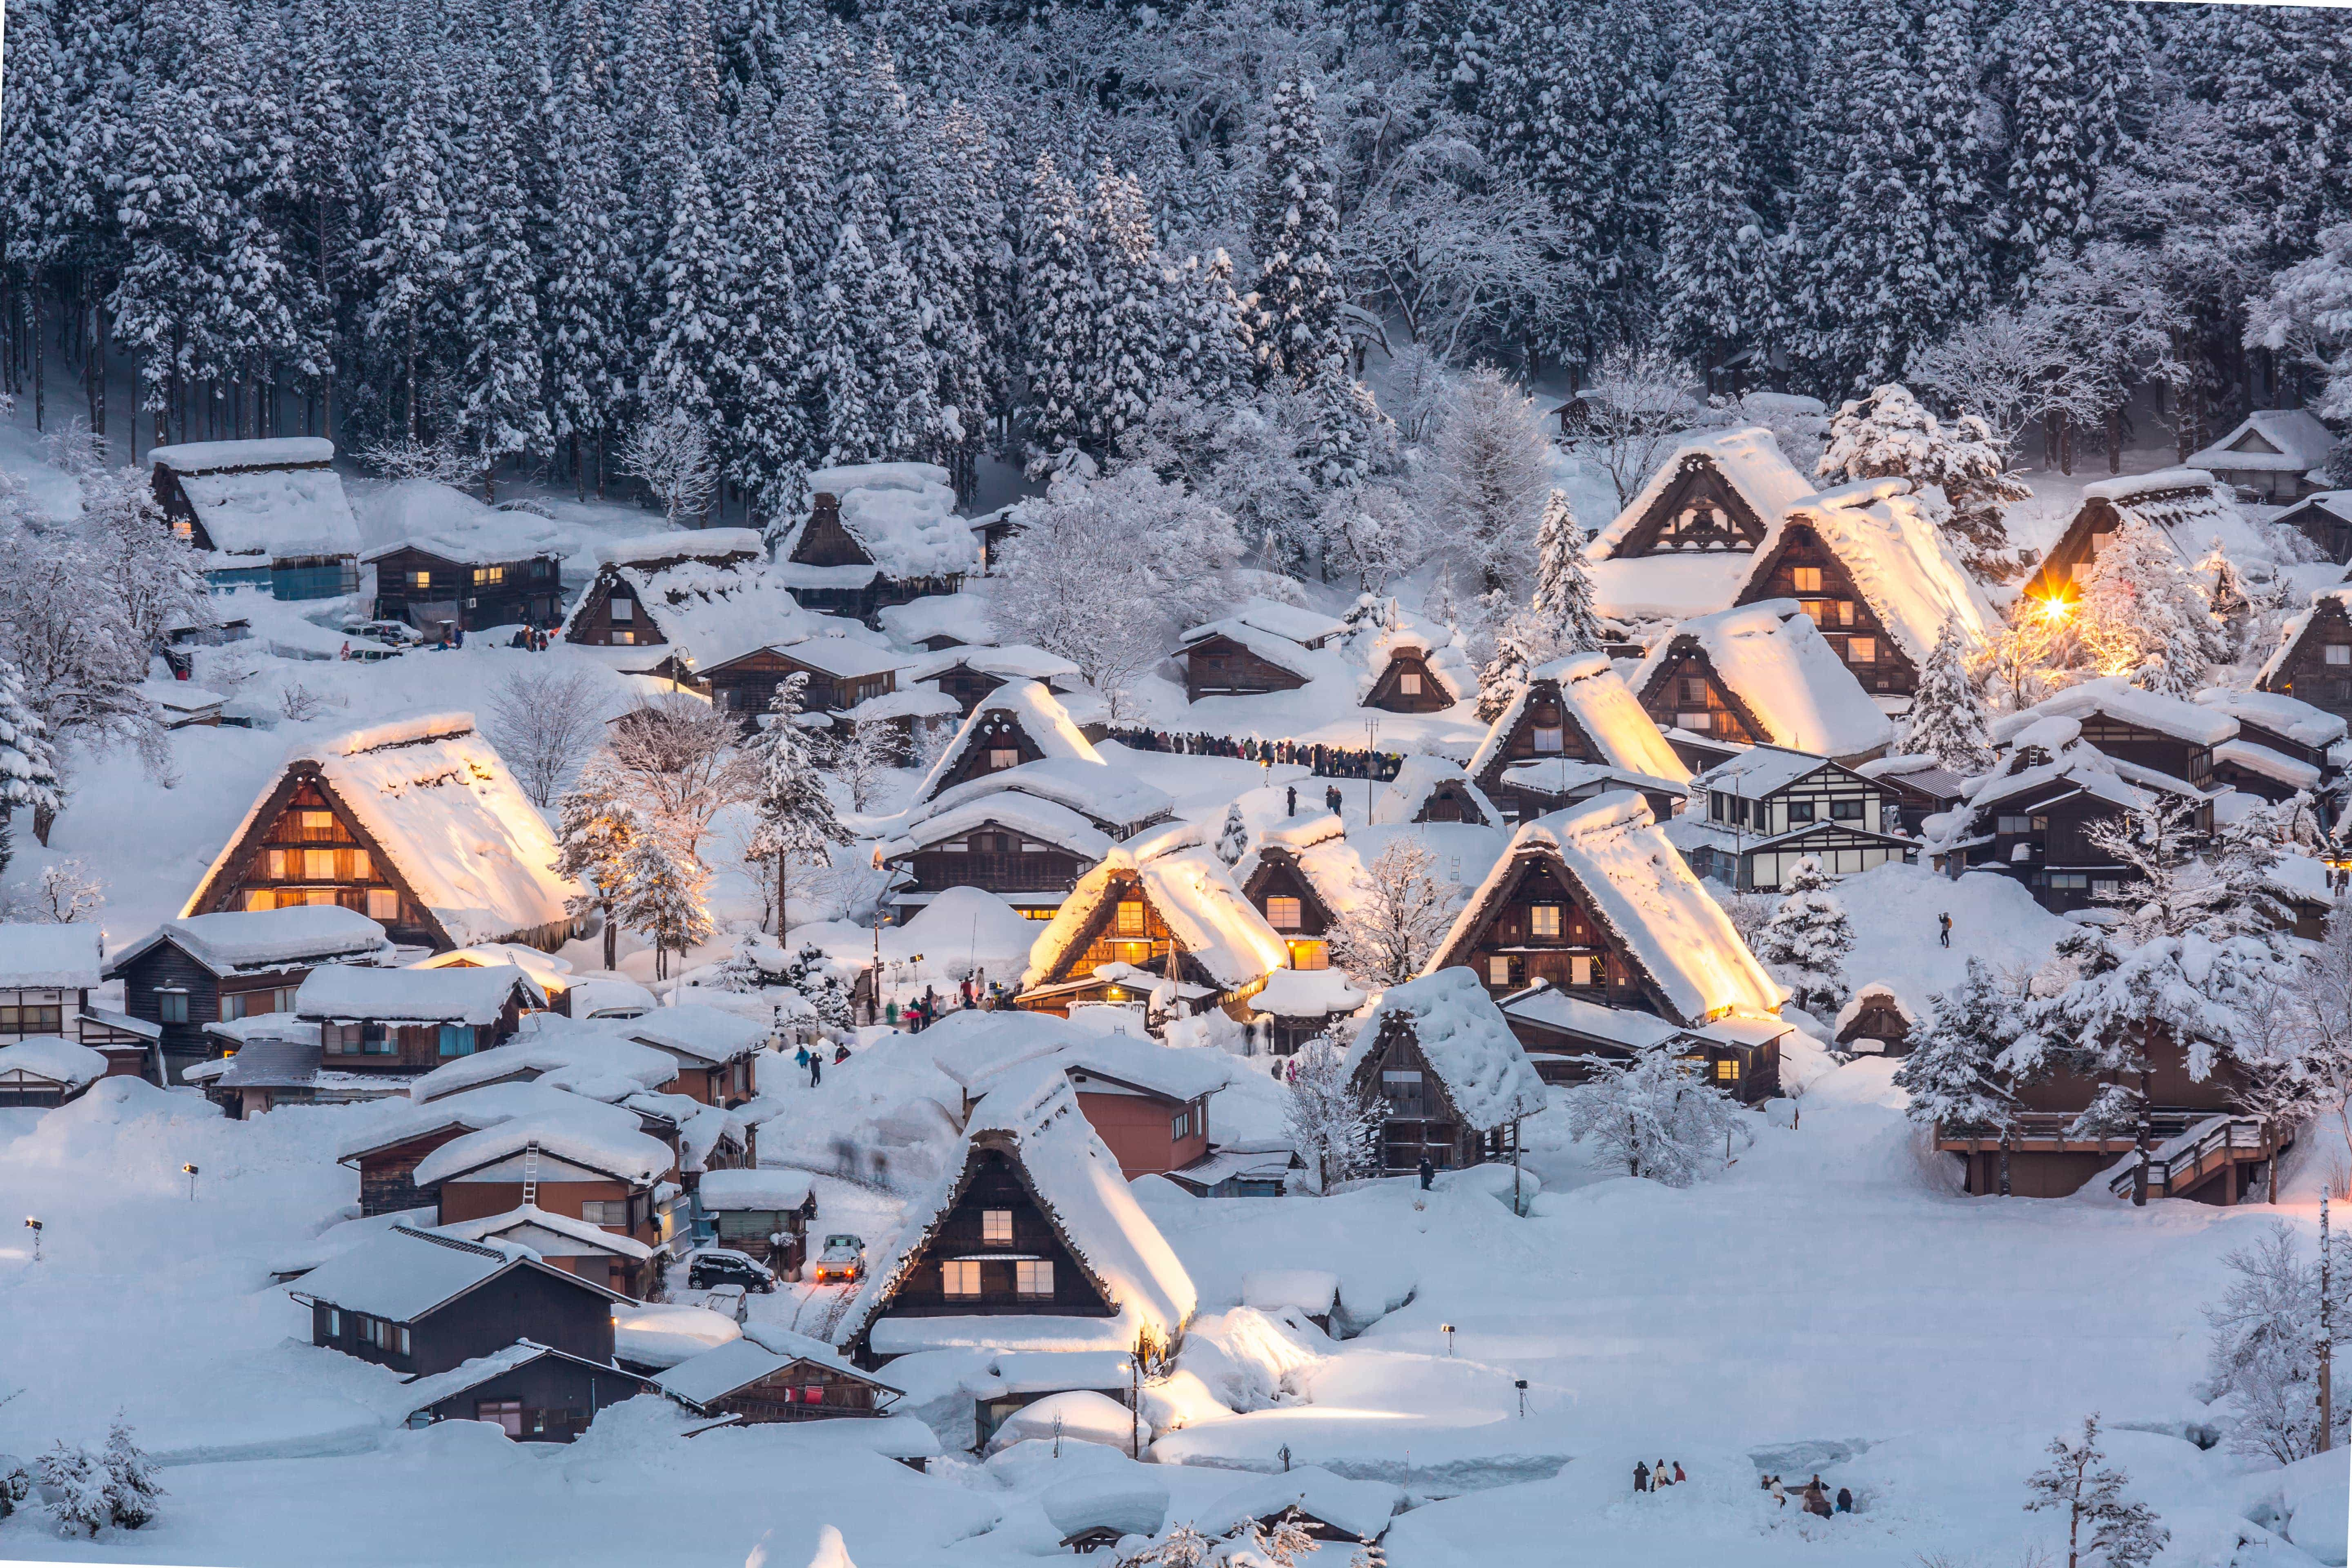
[2037,596,2071,624]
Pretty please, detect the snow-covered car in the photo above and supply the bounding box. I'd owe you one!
[700,1283,748,1324]
[809,1234,866,1285]
[342,618,425,646]
[687,1248,777,1294]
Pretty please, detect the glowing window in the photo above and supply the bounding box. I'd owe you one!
[407,570,431,591]
[1015,1261,1054,1298]
[1529,904,1561,938]
[942,1261,981,1298]
[304,849,339,880]
[981,1209,1013,1245]
[366,888,400,920]
[1116,901,1146,937]
[1846,637,1876,665]
[1715,1060,1740,1082]
[1266,896,1302,930]
[1571,955,1597,987]
[1487,956,1512,986]
[472,566,505,586]
[245,888,276,913]
[1792,566,1822,593]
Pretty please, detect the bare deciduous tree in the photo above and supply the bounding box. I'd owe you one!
[605,695,757,858]
[618,405,717,524]
[485,665,608,806]
[1559,345,1703,507]
[1325,837,1461,987]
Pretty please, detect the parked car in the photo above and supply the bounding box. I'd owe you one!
[701,1283,748,1324]
[687,1247,777,1294]
[810,1233,866,1285]
[342,618,424,646]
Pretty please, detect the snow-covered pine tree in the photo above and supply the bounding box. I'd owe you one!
[1816,384,2029,572]
[1418,366,1551,595]
[1526,489,1607,660]
[1250,71,1346,385]
[0,655,62,881]
[1560,1041,1752,1187]
[714,102,811,523]
[1894,959,2022,1189]
[552,756,646,970]
[101,1421,160,1530]
[1903,615,1995,772]
[2072,513,2230,697]
[2000,3,2106,281]
[38,1441,111,1539]
[645,147,730,473]
[1213,803,1248,865]
[355,55,453,442]
[907,102,1004,488]
[545,53,626,501]
[1754,856,1855,1013]
[1165,250,1254,412]
[2023,1416,2169,1568]
[1087,164,1168,450]
[743,675,850,938]
[1019,154,1094,462]
[618,827,714,982]
[1656,43,1769,379]
[450,102,549,498]
[0,1451,29,1518]
[1582,0,1673,349]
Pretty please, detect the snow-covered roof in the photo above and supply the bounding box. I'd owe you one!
[0,922,104,989]
[296,962,539,1024]
[1989,676,2238,749]
[956,1033,1238,1106]
[2192,687,2347,749]
[1041,1477,1167,1542]
[1350,611,1477,706]
[1499,759,1689,802]
[695,1168,814,1212]
[1372,754,1503,826]
[174,460,361,560]
[2214,738,2322,791]
[1499,985,1686,1050]
[1177,617,1323,679]
[288,1225,624,1319]
[1633,601,1893,760]
[609,1303,741,1369]
[1241,1269,1339,1314]
[1247,967,1365,1019]
[2259,586,2352,689]
[403,1028,681,1103]
[1835,981,1918,1037]
[798,462,976,580]
[1759,477,1996,668]
[185,714,581,950]
[593,529,765,568]
[433,1202,656,1260]
[337,1078,644,1162]
[1204,1466,1403,1542]
[1468,652,1693,785]
[2187,409,2336,474]
[1430,793,1786,1025]
[878,791,1114,864]
[1223,596,1350,648]
[1022,843,1290,993]
[839,1064,1196,1353]
[743,634,909,681]
[2281,490,2352,526]
[1589,426,1818,559]
[655,1322,889,1409]
[410,1109,674,1188]
[0,1034,108,1089]
[877,592,996,648]
[906,644,1083,686]
[619,1004,767,1065]
[356,482,565,564]
[914,682,1103,803]
[108,906,393,979]
[1349,969,1546,1131]
[1586,551,1753,623]
[139,678,226,719]
[150,436,336,472]
[915,759,1173,839]
[1691,745,1833,798]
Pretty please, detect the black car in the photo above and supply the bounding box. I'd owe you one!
[686,1248,777,1294]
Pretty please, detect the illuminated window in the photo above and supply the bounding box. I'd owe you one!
[1571,955,1597,987]
[408,570,431,591]
[1399,671,1422,696]
[303,888,339,906]
[1265,896,1302,930]
[301,810,335,835]
[1677,711,1711,733]
[987,748,1019,770]
[1791,566,1822,593]
[472,566,506,587]
[304,849,339,880]
[1529,904,1561,938]
[1487,956,1512,986]
[610,630,637,645]
[1846,637,1876,664]
[942,1261,982,1298]
[1116,901,1146,937]
[367,888,400,921]
[1290,940,1327,971]
[247,888,278,913]
[1016,1261,1055,1298]
[1715,1059,1740,1082]
[981,1209,1013,1245]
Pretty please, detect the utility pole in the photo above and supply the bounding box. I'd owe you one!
[2322,1192,2334,1452]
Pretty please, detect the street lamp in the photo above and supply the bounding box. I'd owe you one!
[1440,1323,1454,1357]
[183,1163,200,1200]
[1515,1379,1529,1418]
[23,1217,41,1264]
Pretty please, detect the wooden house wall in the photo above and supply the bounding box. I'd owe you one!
[1364,650,1453,713]
[1474,679,1612,802]
[932,712,1048,793]
[564,567,664,648]
[1959,784,2187,913]
[1413,780,1490,824]
[354,1129,466,1216]
[871,1147,1118,1321]
[894,824,1091,900]
[2259,599,2352,721]
[107,940,224,1070]
[2069,717,2212,785]
[706,1361,887,1421]
[316,1012,510,1071]
[310,1263,614,1376]
[788,502,877,568]
[708,649,897,724]
[1350,1021,1480,1173]
[1735,523,1914,694]
[1838,1001,1913,1051]
[1181,635,1307,700]
[187,771,446,949]
[437,1174,655,1246]
[2280,500,2352,564]
[1704,764,1893,840]
[1637,649,1761,750]
[1447,857,1654,1012]
[1241,855,1334,940]
[1074,1088,1210,1178]
[418,1356,652,1441]
[370,546,562,631]
[1608,460,1773,557]
[1042,876,1204,990]
[928,666,1009,716]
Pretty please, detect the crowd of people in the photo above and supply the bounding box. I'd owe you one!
[1760,1472,1854,1517]
[1105,728,1405,782]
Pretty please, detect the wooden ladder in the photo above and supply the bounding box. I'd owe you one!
[521,1140,541,1208]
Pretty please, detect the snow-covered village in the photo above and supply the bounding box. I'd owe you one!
[3,0,2352,1564]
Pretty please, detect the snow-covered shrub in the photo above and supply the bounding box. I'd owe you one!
[0,1454,30,1518]
[38,1441,112,1538]
[1281,1037,1379,1193]
[1325,837,1459,988]
[6,858,105,924]
[2201,1223,2352,1463]
[102,1421,161,1530]
[278,681,347,722]
[2023,1416,2167,1568]
[1816,383,2029,576]
[1558,1043,1751,1187]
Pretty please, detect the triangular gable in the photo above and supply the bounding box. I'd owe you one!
[1634,637,1768,747]
[2259,589,2352,694]
[1589,428,1816,560]
[915,682,1102,803]
[2230,430,2282,455]
[180,768,447,947]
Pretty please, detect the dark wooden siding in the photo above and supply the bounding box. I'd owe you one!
[371,546,562,632]
[2260,598,2352,722]
[1737,522,1915,694]
[1365,651,1453,713]
[1181,635,1307,700]
[873,1149,1117,1319]
[416,1355,653,1441]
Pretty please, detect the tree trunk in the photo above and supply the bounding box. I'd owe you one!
[573,431,586,503]
[482,463,496,505]
[775,854,788,940]
[602,900,618,970]
[30,287,44,432]
[2132,1060,2152,1207]
[2105,406,2121,475]
[405,312,419,442]
[33,801,56,846]
[1999,1127,2012,1197]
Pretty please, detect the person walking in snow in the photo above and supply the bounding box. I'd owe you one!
[1673,1462,1685,1485]
[795,1044,810,1069]
[808,1051,822,1087]
[1769,1477,1786,1508]
[1417,1156,1434,1191]
[1938,911,1951,948]
[1802,1478,1831,1518]
[1835,1486,1852,1514]
[1633,1461,1649,1494]
[1654,1459,1671,1487]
